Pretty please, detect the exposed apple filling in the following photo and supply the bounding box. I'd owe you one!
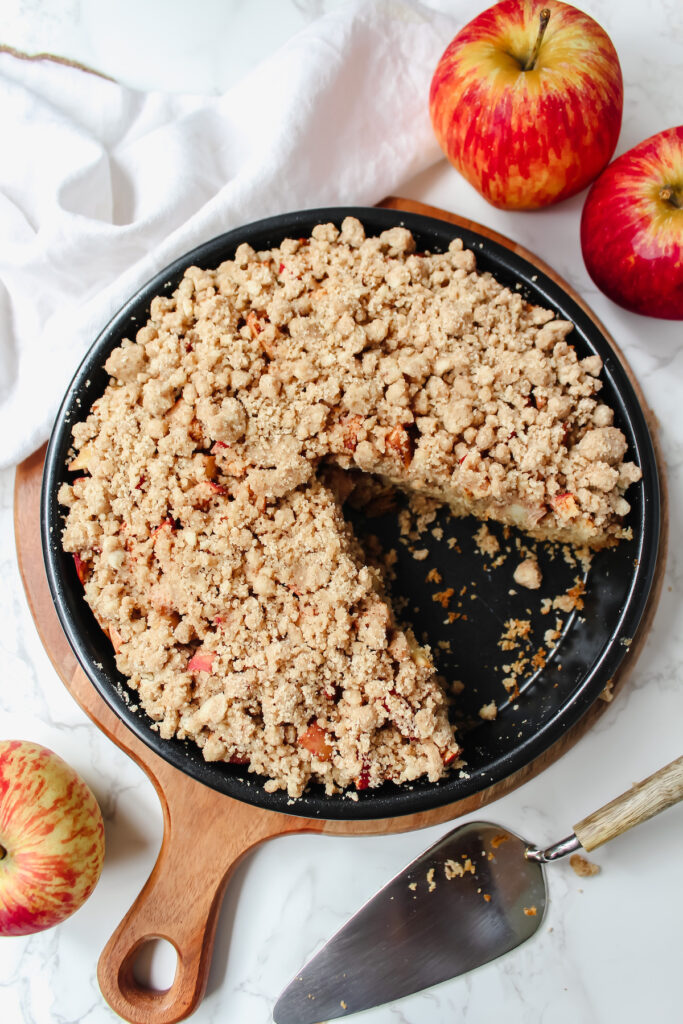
[58,217,641,797]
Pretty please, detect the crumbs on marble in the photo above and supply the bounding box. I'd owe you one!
[570,854,601,877]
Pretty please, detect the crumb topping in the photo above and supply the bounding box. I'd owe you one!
[570,854,601,877]
[513,557,543,590]
[59,217,641,797]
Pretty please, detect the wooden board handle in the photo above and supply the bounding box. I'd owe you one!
[97,870,226,1024]
[573,756,683,852]
[97,794,296,1024]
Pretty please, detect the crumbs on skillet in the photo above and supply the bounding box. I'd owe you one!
[59,217,639,798]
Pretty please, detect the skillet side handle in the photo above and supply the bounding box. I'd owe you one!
[573,756,683,852]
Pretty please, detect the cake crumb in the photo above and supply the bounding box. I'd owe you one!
[599,679,615,703]
[478,701,498,721]
[426,867,436,892]
[530,648,547,671]
[570,854,601,877]
[444,857,475,879]
[474,524,500,557]
[513,557,542,590]
[553,578,586,612]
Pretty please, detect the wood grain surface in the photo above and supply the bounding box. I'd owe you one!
[573,755,683,852]
[13,197,669,1024]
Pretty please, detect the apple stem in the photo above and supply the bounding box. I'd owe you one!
[660,186,681,209]
[524,8,551,71]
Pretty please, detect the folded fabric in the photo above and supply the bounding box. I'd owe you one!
[0,0,461,468]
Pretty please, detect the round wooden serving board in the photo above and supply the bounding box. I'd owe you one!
[14,198,668,1024]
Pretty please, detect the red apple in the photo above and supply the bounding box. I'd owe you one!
[298,724,334,762]
[581,126,683,319]
[429,0,623,209]
[187,651,216,673]
[0,740,105,936]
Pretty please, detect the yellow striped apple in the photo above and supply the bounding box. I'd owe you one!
[581,126,683,319]
[429,0,623,210]
[0,740,105,936]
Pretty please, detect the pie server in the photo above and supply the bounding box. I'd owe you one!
[274,756,683,1023]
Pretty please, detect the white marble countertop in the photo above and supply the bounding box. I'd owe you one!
[1,2,682,1023]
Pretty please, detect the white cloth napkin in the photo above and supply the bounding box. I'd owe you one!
[0,0,460,469]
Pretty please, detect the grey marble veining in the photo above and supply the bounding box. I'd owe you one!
[2,1,682,1022]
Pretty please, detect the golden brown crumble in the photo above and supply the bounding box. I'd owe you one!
[444,857,475,879]
[570,854,601,877]
[59,218,641,797]
[513,557,542,590]
[474,524,500,558]
[599,679,616,703]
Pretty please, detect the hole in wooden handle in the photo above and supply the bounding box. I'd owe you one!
[102,932,203,1023]
[132,937,179,992]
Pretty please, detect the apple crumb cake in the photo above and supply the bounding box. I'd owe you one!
[58,217,641,797]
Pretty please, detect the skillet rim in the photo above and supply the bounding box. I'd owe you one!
[41,205,661,820]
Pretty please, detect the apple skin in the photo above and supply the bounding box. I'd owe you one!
[429,0,623,210]
[0,740,105,936]
[581,126,683,320]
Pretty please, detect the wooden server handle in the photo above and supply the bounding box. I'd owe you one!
[573,756,683,852]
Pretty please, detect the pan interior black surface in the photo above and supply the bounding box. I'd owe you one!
[41,206,660,820]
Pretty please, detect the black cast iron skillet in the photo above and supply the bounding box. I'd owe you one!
[41,206,660,820]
